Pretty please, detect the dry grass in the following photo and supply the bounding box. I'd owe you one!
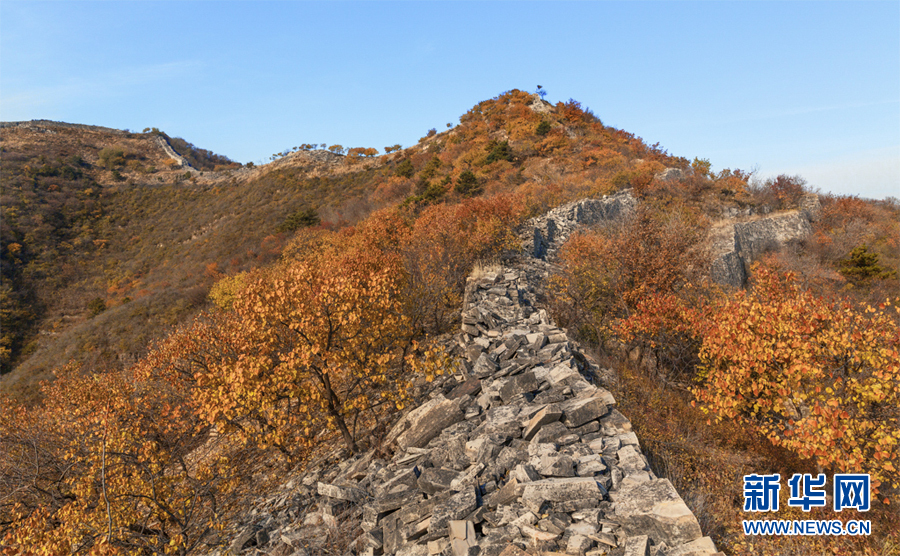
[469,258,503,280]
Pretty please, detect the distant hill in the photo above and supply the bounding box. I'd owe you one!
[0,121,391,398]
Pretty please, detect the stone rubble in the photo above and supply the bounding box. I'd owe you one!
[215,193,723,556]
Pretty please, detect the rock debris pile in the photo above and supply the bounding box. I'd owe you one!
[219,194,721,556]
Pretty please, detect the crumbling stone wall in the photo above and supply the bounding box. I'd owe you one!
[709,194,820,288]
[1,120,197,173]
[220,195,721,556]
[154,134,197,171]
[525,190,637,260]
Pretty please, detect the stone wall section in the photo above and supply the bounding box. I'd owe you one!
[708,194,820,288]
[2,120,197,172]
[524,190,637,261]
[154,134,198,171]
[219,195,721,556]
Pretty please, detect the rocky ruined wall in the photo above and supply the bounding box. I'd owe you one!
[2,120,197,173]
[709,195,821,288]
[154,134,197,171]
[223,195,722,556]
[525,190,637,260]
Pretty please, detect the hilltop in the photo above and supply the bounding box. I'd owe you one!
[1,90,898,555]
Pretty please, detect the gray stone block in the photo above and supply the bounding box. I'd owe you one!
[561,396,609,428]
[521,477,604,504]
[522,403,563,440]
[614,479,703,546]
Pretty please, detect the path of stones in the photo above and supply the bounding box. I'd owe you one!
[221,191,723,556]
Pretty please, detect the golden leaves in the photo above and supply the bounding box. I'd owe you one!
[693,267,900,494]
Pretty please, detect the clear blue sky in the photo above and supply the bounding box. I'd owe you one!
[2,1,898,199]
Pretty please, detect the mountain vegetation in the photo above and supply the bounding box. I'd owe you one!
[1,90,897,555]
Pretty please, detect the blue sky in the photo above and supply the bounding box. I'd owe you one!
[2,1,898,199]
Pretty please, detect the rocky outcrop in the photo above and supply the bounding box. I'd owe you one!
[219,195,720,556]
[709,194,821,288]
[527,94,553,115]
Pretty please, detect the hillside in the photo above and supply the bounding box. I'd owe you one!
[1,90,898,555]
[0,91,680,398]
[1,123,402,398]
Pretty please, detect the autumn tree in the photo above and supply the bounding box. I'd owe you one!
[399,195,525,334]
[692,267,900,495]
[193,233,415,455]
[0,363,231,555]
[748,174,808,210]
[839,245,897,283]
[395,159,415,178]
[455,170,480,197]
[347,147,378,158]
[485,140,513,164]
[552,204,707,372]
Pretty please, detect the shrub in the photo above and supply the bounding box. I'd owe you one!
[87,297,106,317]
[209,272,249,310]
[749,174,808,210]
[553,204,708,371]
[768,174,807,208]
[395,159,414,179]
[278,207,320,233]
[535,120,552,136]
[454,170,480,196]
[420,182,446,203]
[419,156,442,180]
[840,245,897,282]
[485,140,513,164]
[98,147,126,169]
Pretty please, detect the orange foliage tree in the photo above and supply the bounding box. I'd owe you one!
[0,364,230,555]
[552,204,707,367]
[193,240,414,455]
[401,195,526,334]
[692,267,900,495]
